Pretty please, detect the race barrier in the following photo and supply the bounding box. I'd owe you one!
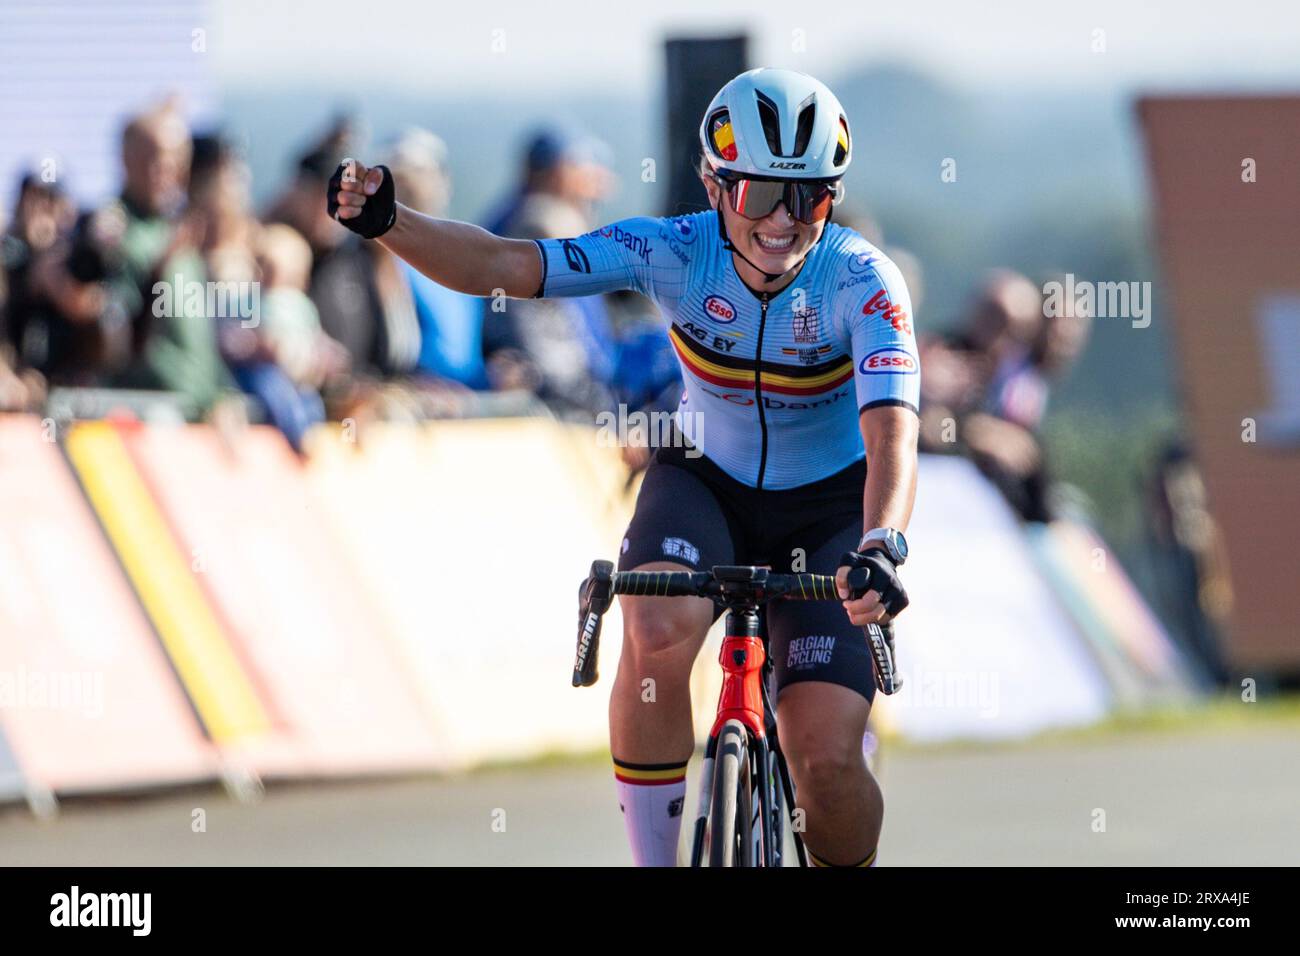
[1027,520,1198,704]
[301,419,638,767]
[870,456,1114,741]
[120,422,443,776]
[0,726,25,803]
[0,416,217,796]
[63,421,276,750]
[0,415,1198,801]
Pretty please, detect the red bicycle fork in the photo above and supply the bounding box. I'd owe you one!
[709,631,768,740]
[690,609,801,866]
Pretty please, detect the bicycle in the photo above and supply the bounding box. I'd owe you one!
[573,561,898,867]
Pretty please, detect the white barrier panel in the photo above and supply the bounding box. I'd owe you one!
[305,420,637,768]
[124,424,445,776]
[0,417,218,793]
[0,729,22,803]
[872,456,1112,741]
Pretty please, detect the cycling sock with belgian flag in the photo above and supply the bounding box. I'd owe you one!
[808,847,878,867]
[612,757,689,867]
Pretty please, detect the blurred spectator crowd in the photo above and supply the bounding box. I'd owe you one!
[0,96,1227,682]
[0,95,1169,528]
[914,267,1092,523]
[0,100,678,452]
[0,95,1095,489]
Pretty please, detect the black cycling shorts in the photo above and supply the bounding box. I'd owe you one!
[618,444,875,704]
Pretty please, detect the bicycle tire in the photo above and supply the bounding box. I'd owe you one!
[769,759,785,867]
[708,719,752,867]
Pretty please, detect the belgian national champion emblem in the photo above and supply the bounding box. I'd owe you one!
[792,306,820,344]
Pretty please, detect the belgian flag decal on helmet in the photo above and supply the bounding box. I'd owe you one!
[709,111,738,162]
[833,116,851,167]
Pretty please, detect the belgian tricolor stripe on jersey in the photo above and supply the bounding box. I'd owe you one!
[668,325,853,397]
[613,758,689,786]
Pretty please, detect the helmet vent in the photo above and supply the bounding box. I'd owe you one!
[754,91,783,156]
[793,102,816,158]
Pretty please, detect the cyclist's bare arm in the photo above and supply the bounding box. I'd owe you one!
[836,404,918,622]
[859,404,918,536]
[333,161,541,298]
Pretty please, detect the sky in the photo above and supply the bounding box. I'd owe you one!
[4,0,1297,211]
[208,0,1300,95]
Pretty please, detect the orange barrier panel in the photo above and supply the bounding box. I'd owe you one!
[123,423,443,775]
[0,415,217,794]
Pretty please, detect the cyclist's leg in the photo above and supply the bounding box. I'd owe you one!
[767,518,882,866]
[611,456,735,866]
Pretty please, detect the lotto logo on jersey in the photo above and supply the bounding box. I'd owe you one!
[862,289,912,334]
[703,295,737,324]
[860,347,918,375]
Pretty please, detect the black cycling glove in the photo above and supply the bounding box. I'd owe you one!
[326,162,397,239]
[839,548,910,617]
[840,549,908,695]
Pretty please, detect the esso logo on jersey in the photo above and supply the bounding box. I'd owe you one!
[847,251,876,274]
[860,347,918,375]
[703,295,737,324]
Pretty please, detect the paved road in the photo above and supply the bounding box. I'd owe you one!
[2,724,1296,865]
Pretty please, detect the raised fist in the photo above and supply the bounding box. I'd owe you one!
[326,159,396,239]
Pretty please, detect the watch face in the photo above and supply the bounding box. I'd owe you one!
[893,531,908,560]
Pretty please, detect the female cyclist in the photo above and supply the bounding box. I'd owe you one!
[328,68,919,867]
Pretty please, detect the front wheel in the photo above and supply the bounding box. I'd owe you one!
[708,720,752,866]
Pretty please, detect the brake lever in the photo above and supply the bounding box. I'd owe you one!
[843,564,903,695]
[865,621,902,695]
[573,560,614,687]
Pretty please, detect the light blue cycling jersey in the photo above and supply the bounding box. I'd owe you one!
[533,211,920,490]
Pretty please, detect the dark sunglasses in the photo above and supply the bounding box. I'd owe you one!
[716,174,840,224]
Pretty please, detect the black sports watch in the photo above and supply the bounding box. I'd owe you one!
[857,527,908,565]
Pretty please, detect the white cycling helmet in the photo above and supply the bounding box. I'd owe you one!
[699,68,852,181]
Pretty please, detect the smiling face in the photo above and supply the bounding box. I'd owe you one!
[703,174,823,283]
